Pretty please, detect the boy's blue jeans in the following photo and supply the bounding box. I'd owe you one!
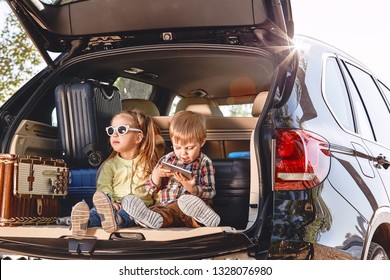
[89,207,136,228]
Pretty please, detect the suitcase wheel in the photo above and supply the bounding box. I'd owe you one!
[88,151,103,167]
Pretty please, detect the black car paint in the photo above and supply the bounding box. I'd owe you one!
[265,38,390,259]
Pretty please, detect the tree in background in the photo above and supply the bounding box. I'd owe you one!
[0,4,43,105]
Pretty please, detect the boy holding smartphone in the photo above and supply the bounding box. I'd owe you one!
[122,110,220,228]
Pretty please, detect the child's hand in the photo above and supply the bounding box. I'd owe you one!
[157,164,174,178]
[150,164,173,189]
[174,172,196,193]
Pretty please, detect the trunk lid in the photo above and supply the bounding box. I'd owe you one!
[6,0,294,66]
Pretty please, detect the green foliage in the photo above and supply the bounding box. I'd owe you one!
[0,9,43,104]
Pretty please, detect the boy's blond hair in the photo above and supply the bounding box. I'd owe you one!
[169,111,206,144]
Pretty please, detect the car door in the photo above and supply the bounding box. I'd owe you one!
[323,56,389,218]
[342,62,390,199]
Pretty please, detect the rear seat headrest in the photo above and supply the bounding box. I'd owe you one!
[121,99,160,116]
[175,97,223,116]
[121,99,165,157]
[252,91,268,117]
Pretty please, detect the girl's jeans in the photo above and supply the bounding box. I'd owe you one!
[89,207,135,228]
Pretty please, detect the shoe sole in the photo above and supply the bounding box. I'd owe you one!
[178,195,220,227]
[71,201,90,238]
[122,195,163,228]
[93,192,117,233]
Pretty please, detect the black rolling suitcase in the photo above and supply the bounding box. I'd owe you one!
[54,81,122,167]
[213,158,250,230]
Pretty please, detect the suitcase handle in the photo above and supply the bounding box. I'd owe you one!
[99,85,117,101]
[87,80,117,101]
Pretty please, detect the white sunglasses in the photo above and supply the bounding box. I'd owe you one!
[105,125,143,136]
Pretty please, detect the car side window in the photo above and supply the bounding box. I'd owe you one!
[345,62,390,147]
[339,61,375,141]
[114,77,153,99]
[378,81,390,106]
[168,96,182,116]
[324,57,355,132]
[220,104,253,117]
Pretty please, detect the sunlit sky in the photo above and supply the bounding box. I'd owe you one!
[292,0,390,85]
[1,0,390,84]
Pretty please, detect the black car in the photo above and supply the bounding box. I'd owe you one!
[0,0,389,260]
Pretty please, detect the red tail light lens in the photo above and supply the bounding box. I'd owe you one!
[274,129,330,191]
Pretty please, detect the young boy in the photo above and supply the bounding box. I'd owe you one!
[121,110,220,228]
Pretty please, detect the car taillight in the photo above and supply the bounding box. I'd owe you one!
[274,129,330,191]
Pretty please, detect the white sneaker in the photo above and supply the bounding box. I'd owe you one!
[178,195,220,227]
[122,195,163,229]
[93,191,117,233]
[70,201,90,238]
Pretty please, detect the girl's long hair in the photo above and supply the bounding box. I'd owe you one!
[98,109,163,179]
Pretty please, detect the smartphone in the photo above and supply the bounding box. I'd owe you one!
[161,162,193,179]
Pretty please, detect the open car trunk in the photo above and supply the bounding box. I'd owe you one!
[0,44,282,259]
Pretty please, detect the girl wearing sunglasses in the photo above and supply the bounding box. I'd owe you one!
[71,109,163,237]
